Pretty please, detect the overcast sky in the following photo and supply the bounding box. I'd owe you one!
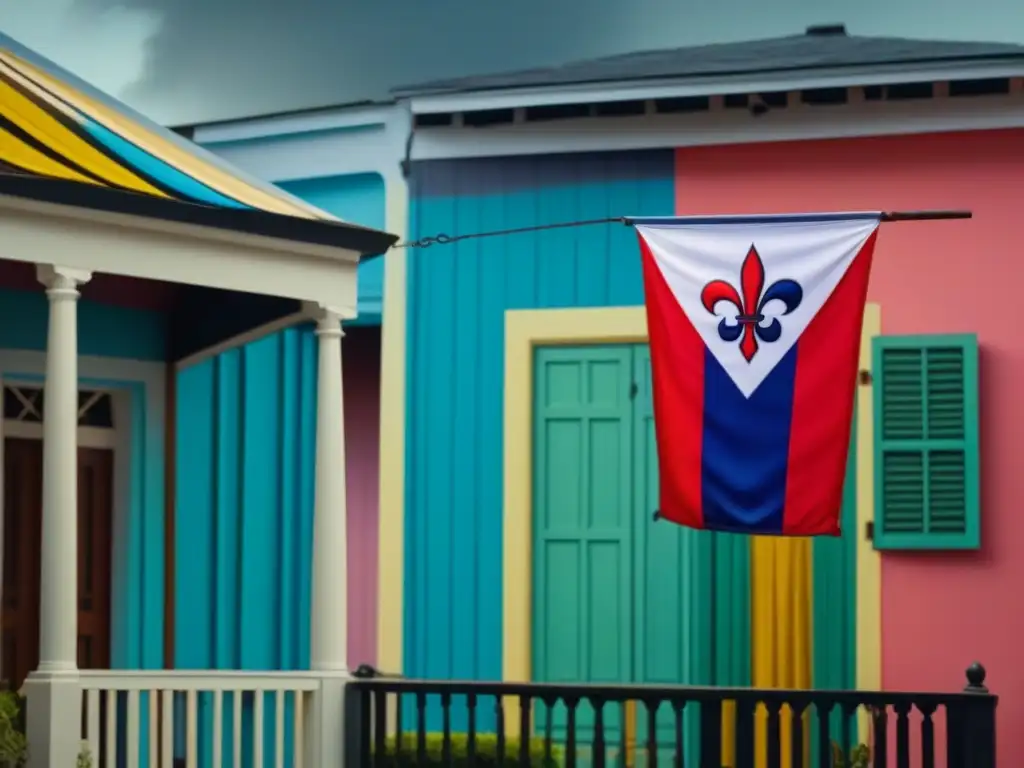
[3,0,1024,127]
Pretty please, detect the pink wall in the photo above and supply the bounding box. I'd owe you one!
[343,325,382,669]
[675,130,1023,765]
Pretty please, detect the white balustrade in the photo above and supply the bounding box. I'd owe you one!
[79,670,323,768]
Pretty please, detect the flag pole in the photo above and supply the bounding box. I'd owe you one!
[880,210,972,222]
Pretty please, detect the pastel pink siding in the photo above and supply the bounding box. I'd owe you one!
[675,130,1023,766]
[344,326,381,668]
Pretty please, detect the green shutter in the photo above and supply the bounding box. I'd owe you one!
[872,334,980,550]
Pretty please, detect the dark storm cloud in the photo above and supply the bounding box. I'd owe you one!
[69,0,668,125]
[68,0,1024,126]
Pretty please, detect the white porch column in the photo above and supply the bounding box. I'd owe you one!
[25,264,91,768]
[307,306,350,767]
[310,306,349,671]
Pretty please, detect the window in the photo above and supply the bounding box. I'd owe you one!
[872,334,980,550]
[2,386,114,428]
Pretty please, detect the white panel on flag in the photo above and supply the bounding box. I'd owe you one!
[636,217,880,398]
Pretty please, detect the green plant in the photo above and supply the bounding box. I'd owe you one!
[380,733,561,766]
[0,690,27,766]
[76,742,93,768]
[831,740,870,768]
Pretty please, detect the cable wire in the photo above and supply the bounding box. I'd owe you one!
[393,216,628,250]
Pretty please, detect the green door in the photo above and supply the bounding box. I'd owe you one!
[532,345,634,750]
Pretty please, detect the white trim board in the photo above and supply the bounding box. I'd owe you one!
[3,421,118,448]
[410,92,1024,160]
[0,196,360,314]
[0,351,165,422]
[194,104,395,145]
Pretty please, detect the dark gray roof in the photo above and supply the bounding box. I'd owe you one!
[394,25,1024,97]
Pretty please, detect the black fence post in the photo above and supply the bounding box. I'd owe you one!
[959,662,997,768]
[343,682,371,767]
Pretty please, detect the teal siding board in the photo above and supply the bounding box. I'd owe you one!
[0,287,167,360]
[175,329,317,767]
[279,173,386,325]
[175,327,318,671]
[403,151,675,729]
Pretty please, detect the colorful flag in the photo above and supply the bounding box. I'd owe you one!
[634,213,880,536]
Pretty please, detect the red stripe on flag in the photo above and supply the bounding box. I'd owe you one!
[639,234,706,529]
[782,231,878,536]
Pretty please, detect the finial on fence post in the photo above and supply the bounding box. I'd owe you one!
[352,663,380,679]
[964,662,988,693]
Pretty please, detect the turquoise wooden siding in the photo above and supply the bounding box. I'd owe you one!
[532,344,750,763]
[174,329,317,767]
[0,287,167,360]
[279,173,386,325]
[404,152,676,728]
[175,327,318,672]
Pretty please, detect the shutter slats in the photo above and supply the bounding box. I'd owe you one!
[926,347,966,439]
[872,334,980,550]
[881,452,924,532]
[880,347,924,440]
[929,450,967,533]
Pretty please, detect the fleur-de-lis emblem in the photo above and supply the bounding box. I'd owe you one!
[700,245,803,362]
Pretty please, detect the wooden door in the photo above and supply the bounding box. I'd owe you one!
[77,447,113,670]
[0,440,113,689]
[2,439,42,690]
[531,346,634,756]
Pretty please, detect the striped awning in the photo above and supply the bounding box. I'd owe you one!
[0,35,395,255]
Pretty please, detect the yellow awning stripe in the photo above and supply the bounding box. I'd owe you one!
[0,51,328,219]
[0,125,101,186]
[0,73,167,197]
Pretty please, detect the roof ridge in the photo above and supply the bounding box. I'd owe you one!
[393,30,1024,97]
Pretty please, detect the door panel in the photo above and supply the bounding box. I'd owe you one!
[0,439,113,689]
[77,447,113,670]
[2,439,42,690]
[532,346,633,751]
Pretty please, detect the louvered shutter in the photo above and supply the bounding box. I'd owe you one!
[872,334,980,550]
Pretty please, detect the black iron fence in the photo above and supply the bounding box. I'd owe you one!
[344,664,996,767]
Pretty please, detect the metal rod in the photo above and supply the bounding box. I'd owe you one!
[880,210,972,222]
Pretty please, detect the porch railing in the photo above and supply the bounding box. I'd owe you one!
[344,664,996,767]
[79,669,320,768]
